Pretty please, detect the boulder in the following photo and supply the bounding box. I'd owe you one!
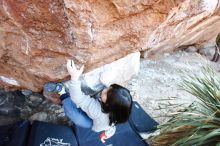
[143,0,220,58]
[1,0,219,91]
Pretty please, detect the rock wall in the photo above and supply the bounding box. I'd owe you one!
[143,0,220,57]
[0,0,219,91]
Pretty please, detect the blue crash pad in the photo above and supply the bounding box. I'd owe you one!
[0,101,157,146]
[27,121,78,146]
[0,120,30,146]
[129,101,158,133]
[74,122,148,146]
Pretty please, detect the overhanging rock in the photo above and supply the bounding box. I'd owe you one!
[1,0,220,91]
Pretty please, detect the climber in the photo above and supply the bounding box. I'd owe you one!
[44,59,133,143]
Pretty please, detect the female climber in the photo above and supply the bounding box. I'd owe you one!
[44,60,133,143]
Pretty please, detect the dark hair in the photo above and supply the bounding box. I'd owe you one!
[101,84,133,125]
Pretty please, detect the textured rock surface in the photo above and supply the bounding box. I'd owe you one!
[0,88,69,126]
[143,0,220,58]
[0,0,219,91]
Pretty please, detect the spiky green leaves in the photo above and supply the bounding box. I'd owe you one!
[151,67,220,146]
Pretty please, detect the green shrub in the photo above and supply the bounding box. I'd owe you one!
[151,67,220,146]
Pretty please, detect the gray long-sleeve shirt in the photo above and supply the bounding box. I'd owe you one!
[67,80,115,135]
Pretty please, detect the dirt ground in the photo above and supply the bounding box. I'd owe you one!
[126,51,217,124]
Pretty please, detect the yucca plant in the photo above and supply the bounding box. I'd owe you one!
[211,33,220,62]
[150,66,220,146]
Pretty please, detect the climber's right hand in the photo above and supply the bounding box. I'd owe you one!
[67,59,84,81]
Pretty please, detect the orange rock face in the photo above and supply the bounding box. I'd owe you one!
[143,0,220,57]
[0,0,219,91]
